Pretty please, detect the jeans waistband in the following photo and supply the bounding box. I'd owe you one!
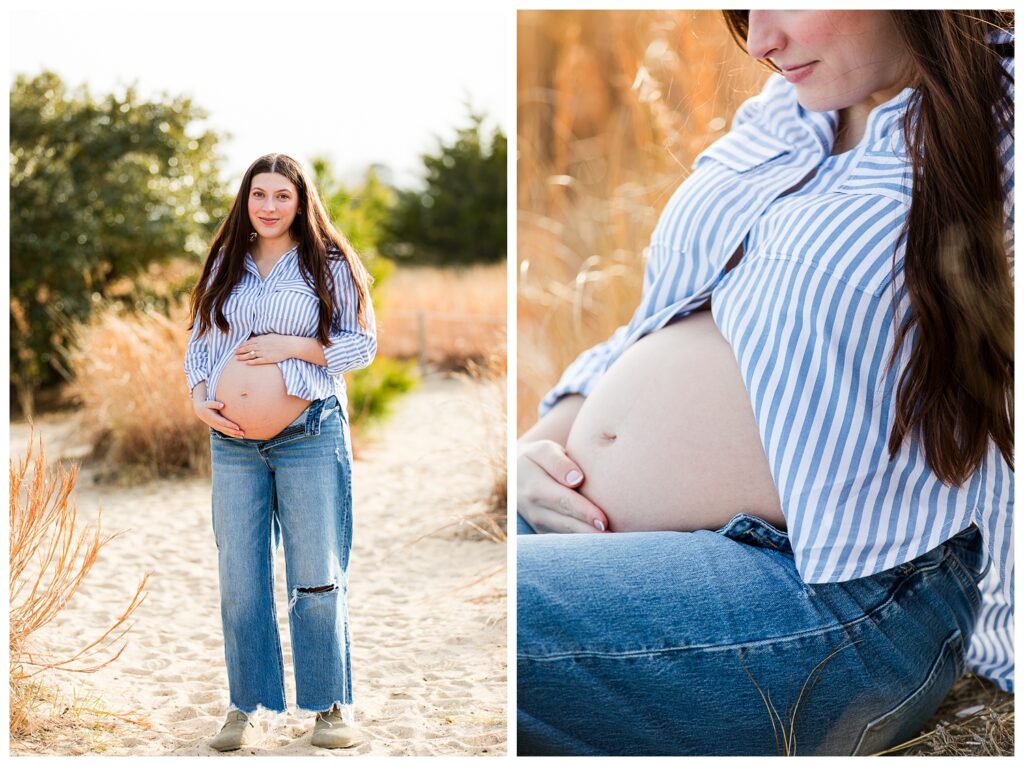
[715,514,791,553]
[715,515,988,583]
[943,524,987,581]
[301,395,340,428]
[278,396,341,431]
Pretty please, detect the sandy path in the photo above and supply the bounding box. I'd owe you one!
[10,374,507,755]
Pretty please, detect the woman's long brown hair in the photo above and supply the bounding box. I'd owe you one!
[723,10,1014,486]
[187,152,373,346]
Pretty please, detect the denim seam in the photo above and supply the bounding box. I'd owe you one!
[852,629,964,755]
[266,492,287,701]
[518,559,949,662]
[943,549,982,610]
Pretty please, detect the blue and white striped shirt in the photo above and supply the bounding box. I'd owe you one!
[541,30,1014,691]
[183,243,376,411]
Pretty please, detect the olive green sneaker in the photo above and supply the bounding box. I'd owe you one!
[311,704,362,749]
[209,709,258,752]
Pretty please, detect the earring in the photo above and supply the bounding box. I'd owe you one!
[249,231,257,242]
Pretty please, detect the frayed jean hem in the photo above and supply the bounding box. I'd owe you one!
[227,701,355,726]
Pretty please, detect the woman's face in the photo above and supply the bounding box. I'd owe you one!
[746,11,913,113]
[247,171,300,240]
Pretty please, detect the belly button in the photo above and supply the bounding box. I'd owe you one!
[600,431,617,443]
[240,392,248,398]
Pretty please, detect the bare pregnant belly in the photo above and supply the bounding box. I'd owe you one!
[216,351,311,440]
[564,310,785,533]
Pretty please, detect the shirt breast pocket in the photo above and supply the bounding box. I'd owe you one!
[693,123,794,174]
[835,147,913,208]
[272,278,321,335]
[821,148,913,296]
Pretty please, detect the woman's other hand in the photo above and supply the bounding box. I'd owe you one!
[518,439,608,533]
[236,334,293,364]
[193,398,245,439]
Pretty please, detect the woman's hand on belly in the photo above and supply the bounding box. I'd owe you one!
[517,439,610,533]
[215,355,311,440]
[193,398,245,439]
[235,333,297,365]
[563,313,785,533]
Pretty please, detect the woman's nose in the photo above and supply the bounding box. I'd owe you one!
[746,10,786,63]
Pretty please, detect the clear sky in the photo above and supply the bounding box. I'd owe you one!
[10,0,509,189]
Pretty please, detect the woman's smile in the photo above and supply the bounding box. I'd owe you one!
[780,60,817,83]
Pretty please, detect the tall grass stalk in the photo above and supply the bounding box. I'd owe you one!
[517,10,767,433]
[64,300,209,483]
[458,344,508,543]
[9,432,148,737]
[740,639,861,756]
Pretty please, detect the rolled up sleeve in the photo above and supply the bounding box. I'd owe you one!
[183,318,209,396]
[322,256,376,376]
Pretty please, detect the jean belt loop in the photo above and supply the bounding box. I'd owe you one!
[313,396,331,435]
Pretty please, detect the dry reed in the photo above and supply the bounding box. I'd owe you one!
[64,300,209,483]
[10,431,148,738]
[377,263,507,370]
[517,10,766,433]
[456,344,508,543]
[742,639,861,756]
[896,672,1013,756]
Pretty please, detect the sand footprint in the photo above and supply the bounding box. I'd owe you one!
[168,705,204,722]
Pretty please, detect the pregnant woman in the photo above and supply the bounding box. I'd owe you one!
[183,153,376,751]
[518,11,1013,755]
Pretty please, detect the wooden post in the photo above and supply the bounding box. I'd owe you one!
[417,310,427,372]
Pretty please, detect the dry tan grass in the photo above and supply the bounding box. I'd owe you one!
[895,672,1013,757]
[456,347,508,543]
[9,431,148,738]
[377,263,506,370]
[517,10,767,433]
[64,300,210,483]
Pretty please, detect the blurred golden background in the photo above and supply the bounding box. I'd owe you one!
[517,9,769,434]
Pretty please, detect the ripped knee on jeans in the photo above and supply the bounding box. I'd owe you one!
[298,584,336,594]
[288,581,338,611]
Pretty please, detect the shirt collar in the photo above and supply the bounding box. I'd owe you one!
[798,84,916,159]
[244,242,299,279]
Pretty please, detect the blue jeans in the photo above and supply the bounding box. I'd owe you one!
[209,395,354,720]
[517,513,986,756]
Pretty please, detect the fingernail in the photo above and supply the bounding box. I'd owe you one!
[594,519,606,532]
[566,469,583,485]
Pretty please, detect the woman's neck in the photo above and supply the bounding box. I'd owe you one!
[251,236,299,261]
[831,108,862,156]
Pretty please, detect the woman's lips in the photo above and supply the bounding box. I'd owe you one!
[258,217,279,225]
[782,61,816,84]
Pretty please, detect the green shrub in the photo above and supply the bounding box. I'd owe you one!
[346,358,419,427]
